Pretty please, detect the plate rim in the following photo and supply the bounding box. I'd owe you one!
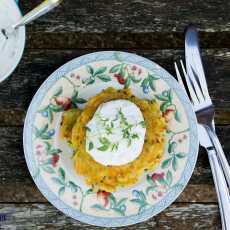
[23,51,199,227]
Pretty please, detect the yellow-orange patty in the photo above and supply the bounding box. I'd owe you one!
[61,87,166,192]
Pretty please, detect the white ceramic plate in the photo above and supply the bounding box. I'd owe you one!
[23,51,199,227]
[0,0,25,82]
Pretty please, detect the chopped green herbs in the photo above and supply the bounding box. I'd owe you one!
[118,109,140,147]
[88,141,94,150]
[111,143,119,151]
[98,137,111,151]
[86,107,146,152]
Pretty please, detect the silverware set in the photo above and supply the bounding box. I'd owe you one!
[175,25,230,230]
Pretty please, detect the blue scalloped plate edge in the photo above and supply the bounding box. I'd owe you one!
[23,51,199,227]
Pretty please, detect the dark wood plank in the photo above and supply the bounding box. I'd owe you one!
[25,32,230,50]
[20,0,230,32]
[157,203,221,230]
[0,109,25,127]
[0,182,47,203]
[0,48,230,126]
[17,0,230,49]
[0,203,221,229]
[1,125,230,203]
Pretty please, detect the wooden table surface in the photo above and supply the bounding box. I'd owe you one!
[0,0,230,229]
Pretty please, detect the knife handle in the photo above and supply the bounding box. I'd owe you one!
[207,147,230,230]
[206,126,230,188]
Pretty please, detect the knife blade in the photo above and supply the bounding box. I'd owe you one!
[198,124,230,230]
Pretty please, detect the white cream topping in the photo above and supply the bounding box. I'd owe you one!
[86,99,146,166]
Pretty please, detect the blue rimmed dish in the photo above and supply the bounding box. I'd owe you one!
[23,51,199,227]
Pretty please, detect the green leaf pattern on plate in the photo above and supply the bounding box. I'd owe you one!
[156,89,181,123]
[85,65,111,85]
[92,193,127,216]
[130,190,149,214]
[34,124,55,140]
[34,141,62,177]
[161,129,189,171]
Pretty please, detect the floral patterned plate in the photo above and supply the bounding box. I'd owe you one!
[23,51,198,227]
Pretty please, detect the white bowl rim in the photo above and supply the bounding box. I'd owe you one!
[0,0,26,83]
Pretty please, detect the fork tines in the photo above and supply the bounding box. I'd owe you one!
[174,60,212,108]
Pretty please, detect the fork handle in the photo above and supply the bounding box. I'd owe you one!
[206,126,230,188]
[207,148,230,230]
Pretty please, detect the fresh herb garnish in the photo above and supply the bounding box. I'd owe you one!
[88,141,94,150]
[118,108,140,147]
[111,143,119,151]
[98,137,111,151]
[105,121,114,135]
[87,107,145,152]
[132,133,139,139]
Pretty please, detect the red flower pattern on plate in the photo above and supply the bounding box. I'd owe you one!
[97,190,111,207]
[35,144,46,162]
[114,73,125,85]
[54,97,71,111]
[51,154,60,167]
[151,172,165,181]
[163,108,174,122]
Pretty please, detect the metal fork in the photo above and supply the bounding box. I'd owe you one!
[175,61,230,230]
[184,25,230,188]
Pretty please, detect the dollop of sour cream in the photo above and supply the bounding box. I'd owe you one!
[86,99,146,166]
